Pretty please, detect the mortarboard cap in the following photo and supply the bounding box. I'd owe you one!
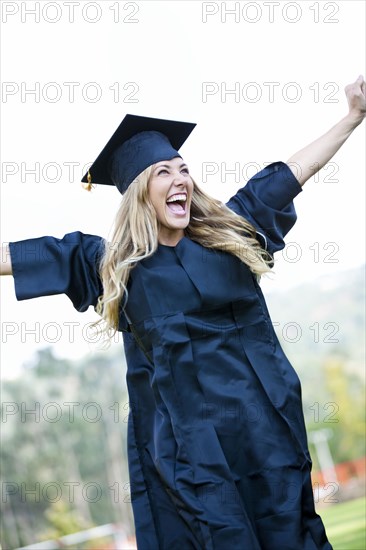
[81,114,196,194]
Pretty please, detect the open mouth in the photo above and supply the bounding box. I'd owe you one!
[166,193,187,215]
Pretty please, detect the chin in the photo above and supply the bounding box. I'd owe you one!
[174,218,190,230]
[165,214,190,230]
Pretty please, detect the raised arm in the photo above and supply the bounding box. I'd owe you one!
[286,75,366,186]
[1,244,12,275]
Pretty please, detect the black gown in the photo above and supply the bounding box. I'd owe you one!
[9,162,332,550]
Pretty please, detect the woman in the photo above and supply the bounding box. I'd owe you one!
[2,76,365,549]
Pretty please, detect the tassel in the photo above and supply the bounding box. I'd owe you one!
[81,170,94,191]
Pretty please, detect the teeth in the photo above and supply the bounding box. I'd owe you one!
[166,194,186,203]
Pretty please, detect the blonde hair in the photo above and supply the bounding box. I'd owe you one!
[96,165,272,337]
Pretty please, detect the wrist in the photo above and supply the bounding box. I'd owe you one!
[345,111,365,128]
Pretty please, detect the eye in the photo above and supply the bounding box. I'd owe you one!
[181,167,189,174]
[158,169,169,176]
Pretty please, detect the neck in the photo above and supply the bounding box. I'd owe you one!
[158,228,185,247]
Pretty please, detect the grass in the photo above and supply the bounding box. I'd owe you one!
[319,497,366,550]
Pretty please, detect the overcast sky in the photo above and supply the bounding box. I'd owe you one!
[1,0,365,378]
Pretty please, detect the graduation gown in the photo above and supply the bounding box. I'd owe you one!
[9,162,332,550]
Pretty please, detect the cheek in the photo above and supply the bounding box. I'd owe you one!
[150,192,167,221]
[149,180,167,206]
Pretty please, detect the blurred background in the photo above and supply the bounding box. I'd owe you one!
[1,1,365,548]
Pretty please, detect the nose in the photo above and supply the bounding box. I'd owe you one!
[172,170,188,186]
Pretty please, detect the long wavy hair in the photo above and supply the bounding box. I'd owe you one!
[96,165,272,337]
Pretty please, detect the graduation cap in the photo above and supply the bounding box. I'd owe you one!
[82,114,196,195]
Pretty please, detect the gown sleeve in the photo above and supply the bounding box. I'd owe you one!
[9,231,104,312]
[226,161,302,256]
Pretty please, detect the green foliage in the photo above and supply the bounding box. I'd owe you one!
[304,357,366,466]
[1,346,134,548]
[40,500,91,540]
[323,358,365,463]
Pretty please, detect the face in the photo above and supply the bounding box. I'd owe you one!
[148,157,193,246]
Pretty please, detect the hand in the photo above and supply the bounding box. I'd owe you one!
[345,75,366,125]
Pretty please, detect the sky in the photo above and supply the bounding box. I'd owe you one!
[1,0,365,378]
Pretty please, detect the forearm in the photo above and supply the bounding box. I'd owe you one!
[1,244,12,275]
[286,113,363,186]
